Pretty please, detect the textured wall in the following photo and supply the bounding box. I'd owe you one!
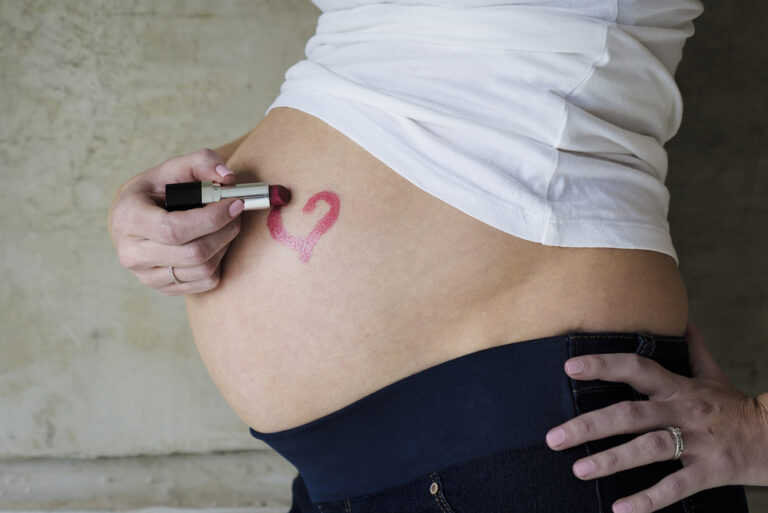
[0,0,765,499]
[0,0,320,458]
[668,1,768,399]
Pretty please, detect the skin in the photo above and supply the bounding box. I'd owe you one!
[186,110,687,437]
[108,107,768,512]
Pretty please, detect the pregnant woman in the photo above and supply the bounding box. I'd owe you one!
[108,1,768,512]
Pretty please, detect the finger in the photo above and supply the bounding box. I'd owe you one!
[122,213,241,269]
[546,400,674,450]
[130,197,244,247]
[135,244,230,289]
[170,243,230,284]
[571,429,683,480]
[157,271,223,296]
[612,464,710,513]
[564,353,688,401]
[128,149,238,206]
[685,318,729,382]
[154,148,237,185]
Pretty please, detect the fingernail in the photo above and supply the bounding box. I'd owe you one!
[546,428,566,447]
[574,459,595,477]
[216,164,235,177]
[229,199,244,217]
[613,502,633,513]
[565,359,584,374]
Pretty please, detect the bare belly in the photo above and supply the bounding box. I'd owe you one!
[185,107,688,433]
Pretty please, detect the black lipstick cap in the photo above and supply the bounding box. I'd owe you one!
[165,182,203,211]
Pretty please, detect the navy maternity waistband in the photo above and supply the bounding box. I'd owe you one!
[249,331,690,503]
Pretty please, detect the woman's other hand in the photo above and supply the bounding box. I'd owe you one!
[545,318,768,513]
[107,148,245,295]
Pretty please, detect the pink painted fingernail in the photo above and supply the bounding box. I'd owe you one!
[229,199,244,217]
[546,428,566,447]
[574,459,595,477]
[216,164,234,177]
[613,502,633,513]
[565,359,585,374]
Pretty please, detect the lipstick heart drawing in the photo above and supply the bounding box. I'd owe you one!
[266,191,340,263]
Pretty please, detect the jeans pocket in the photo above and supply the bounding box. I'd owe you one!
[572,384,691,513]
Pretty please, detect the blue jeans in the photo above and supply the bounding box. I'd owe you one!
[248,332,749,512]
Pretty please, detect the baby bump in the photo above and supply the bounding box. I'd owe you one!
[184,107,688,433]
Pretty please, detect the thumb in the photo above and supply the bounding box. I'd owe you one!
[685,317,731,383]
[152,148,238,187]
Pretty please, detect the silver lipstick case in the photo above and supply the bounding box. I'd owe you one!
[202,181,271,210]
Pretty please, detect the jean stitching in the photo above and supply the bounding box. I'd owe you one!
[636,336,652,357]
[572,384,630,393]
[571,334,687,366]
[570,337,604,513]
[433,473,449,513]
[640,332,657,358]
[569,334,686,343]
[429,472,456,513]
[572,334,635,339]
[437,493,453,513]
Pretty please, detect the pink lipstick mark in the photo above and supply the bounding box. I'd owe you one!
[267,191,340,263]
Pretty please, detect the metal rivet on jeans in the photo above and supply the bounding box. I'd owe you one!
[429,482,438,495]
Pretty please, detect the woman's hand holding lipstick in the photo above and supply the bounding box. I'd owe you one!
[107,148,245,295]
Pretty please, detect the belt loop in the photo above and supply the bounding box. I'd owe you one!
[636,331,656,358]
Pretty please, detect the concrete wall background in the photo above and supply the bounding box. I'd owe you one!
[0,0,320,459]
[0,0,766,509]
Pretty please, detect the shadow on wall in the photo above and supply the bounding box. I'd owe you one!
[667,0,768,398]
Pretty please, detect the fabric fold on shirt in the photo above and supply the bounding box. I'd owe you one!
[266,0,705,264]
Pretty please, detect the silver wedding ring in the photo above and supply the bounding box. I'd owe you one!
[665,426,684,460]
[168,265,182,285]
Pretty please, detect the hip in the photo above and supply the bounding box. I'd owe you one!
[266,332,748,513]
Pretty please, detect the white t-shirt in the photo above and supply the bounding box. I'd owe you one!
[266,0,705,265]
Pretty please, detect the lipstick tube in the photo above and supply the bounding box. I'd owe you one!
[165,181,291,211]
